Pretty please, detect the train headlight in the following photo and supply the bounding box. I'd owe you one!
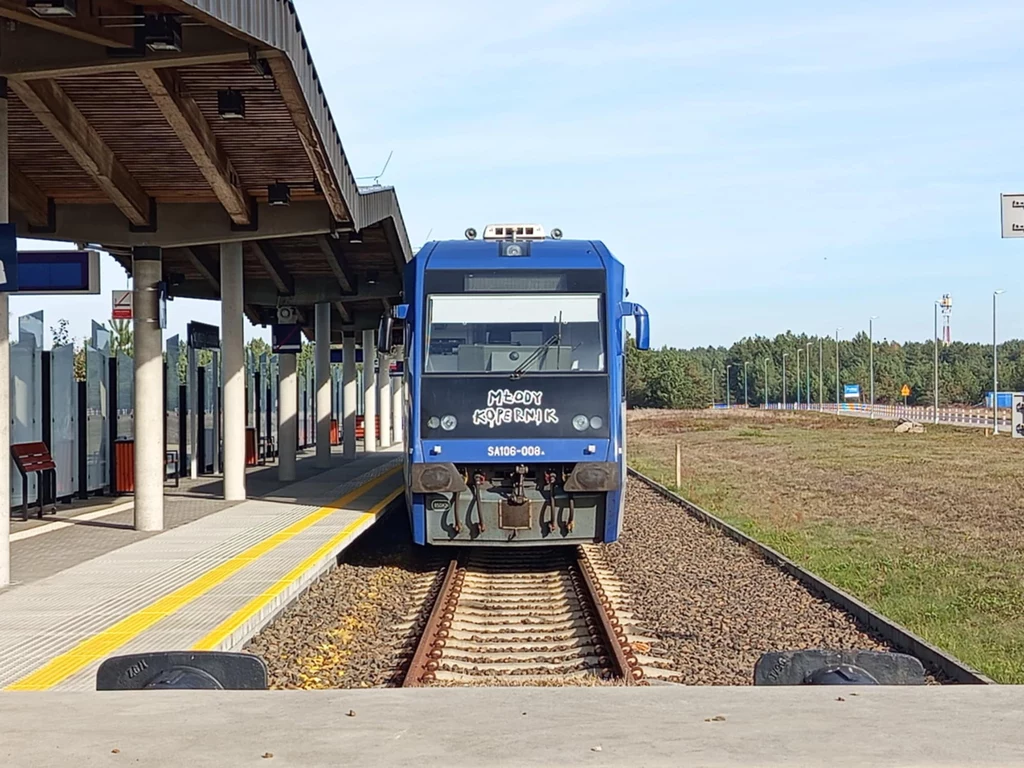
[440,414,458,431]
[427,416,440,429]
[572,414,589,431]
[589,416,603,429]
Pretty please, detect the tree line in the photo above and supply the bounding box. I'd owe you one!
[627,332,1024,409]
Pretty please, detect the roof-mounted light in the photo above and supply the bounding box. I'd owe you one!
[482,224,546,241]
[145,14,182,52]
[27,0,76,17]
[217,89,246,119]
[268,182,291,207]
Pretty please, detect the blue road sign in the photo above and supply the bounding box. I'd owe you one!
[0,224,18,293]
[272,324,302,354]
[844,384,861,399]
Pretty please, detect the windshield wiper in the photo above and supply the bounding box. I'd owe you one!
[509,333,560,380]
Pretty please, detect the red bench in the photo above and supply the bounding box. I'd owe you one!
[11,442,57,522]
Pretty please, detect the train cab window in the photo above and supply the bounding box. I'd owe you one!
[424,293,605,374]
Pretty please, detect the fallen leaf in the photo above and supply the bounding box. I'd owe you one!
[704,715,726,722]
[111,749,120,754]
[347,710,357,717]
[262,753,274,759]
[836,697,845,702]
[591,746,602,752]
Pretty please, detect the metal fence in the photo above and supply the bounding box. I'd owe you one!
[762,402,1011,429]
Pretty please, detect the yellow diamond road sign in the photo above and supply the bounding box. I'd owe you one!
[901,384,911,397]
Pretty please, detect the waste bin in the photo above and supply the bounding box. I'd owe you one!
[114,439,135,494]
[245,427,258,467]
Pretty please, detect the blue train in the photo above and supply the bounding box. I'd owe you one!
[379,224,649,546]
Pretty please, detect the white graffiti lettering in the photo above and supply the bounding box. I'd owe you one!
[486,389,544,407]
[472,405,559,428]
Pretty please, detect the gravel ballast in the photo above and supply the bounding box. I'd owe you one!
[246,513,440,689]
[603,480,891,685]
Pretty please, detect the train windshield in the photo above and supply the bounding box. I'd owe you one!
[424,293,605,374]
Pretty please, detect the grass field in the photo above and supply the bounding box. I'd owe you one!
[627,409,1024,683]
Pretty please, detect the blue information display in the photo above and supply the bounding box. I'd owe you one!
[844,384,861,399]
[329,348,365,364]
[0,223,18,293]
[16,250,101,295]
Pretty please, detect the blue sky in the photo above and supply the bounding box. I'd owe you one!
[11,0,1024,348]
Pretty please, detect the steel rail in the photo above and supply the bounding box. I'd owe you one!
[574,547,643,685]
[402,558,461,687]
[627,468,993,684]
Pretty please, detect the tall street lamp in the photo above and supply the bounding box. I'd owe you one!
[994,290,1005,434]
[869,316,878,418]
[796,348,803,408]
[782,353,789,408]
[818,337,824,411]
[763,358,770,407]
[711,367,717,405]
[743,361,750,407]
[806,342,812,407]
[933,301,939,425]
[835,327,842,406]
[725,364,732,408]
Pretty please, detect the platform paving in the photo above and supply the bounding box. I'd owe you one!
[0,450,403,691]
[7,445,384,586]
[0,686,1020,766]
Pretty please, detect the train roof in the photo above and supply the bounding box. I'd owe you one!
[414,239,619,271]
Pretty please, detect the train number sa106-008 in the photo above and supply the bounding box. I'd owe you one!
[487,445,545,458]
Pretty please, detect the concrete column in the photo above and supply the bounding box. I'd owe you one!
[315,303,332,468]
[378,352,392,448]
[278,352,298,482]
[362,329,377,453]
[0,85,10,586]
[342,333,356,459]
[133,247,165,531]
[391,375,404,446]
[220,243,246,501]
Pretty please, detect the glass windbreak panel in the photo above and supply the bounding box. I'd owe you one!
[117,352,133,439]
[85,345,108,492]
[51,344,77,498]
[425,293,604,374]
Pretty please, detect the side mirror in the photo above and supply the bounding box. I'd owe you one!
[377,314,394,355]
[378,304,409,355]
[623,302,650,351]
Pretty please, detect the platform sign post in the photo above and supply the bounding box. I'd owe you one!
[901,384,910,406]
[112,290,133,320]
[1012,394,1024,439]
[1001,194,1024,238]
[272,324,302,354]
[843,384,861,400]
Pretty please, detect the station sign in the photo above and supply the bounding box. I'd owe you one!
[272,323,302,354]
[0,224,18,293]
[187,321,220,350]
[112,290,133,320]
[390,360,404,378]
[1001,194,1024,238]
[329,349,364,364]
[843,384,861,399]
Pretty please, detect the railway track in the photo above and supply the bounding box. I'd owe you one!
[400,546,674,686]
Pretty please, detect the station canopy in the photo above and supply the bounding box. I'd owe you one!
[1,0,411,341]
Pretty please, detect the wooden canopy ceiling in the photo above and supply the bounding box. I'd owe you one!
[0,0,411,339]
